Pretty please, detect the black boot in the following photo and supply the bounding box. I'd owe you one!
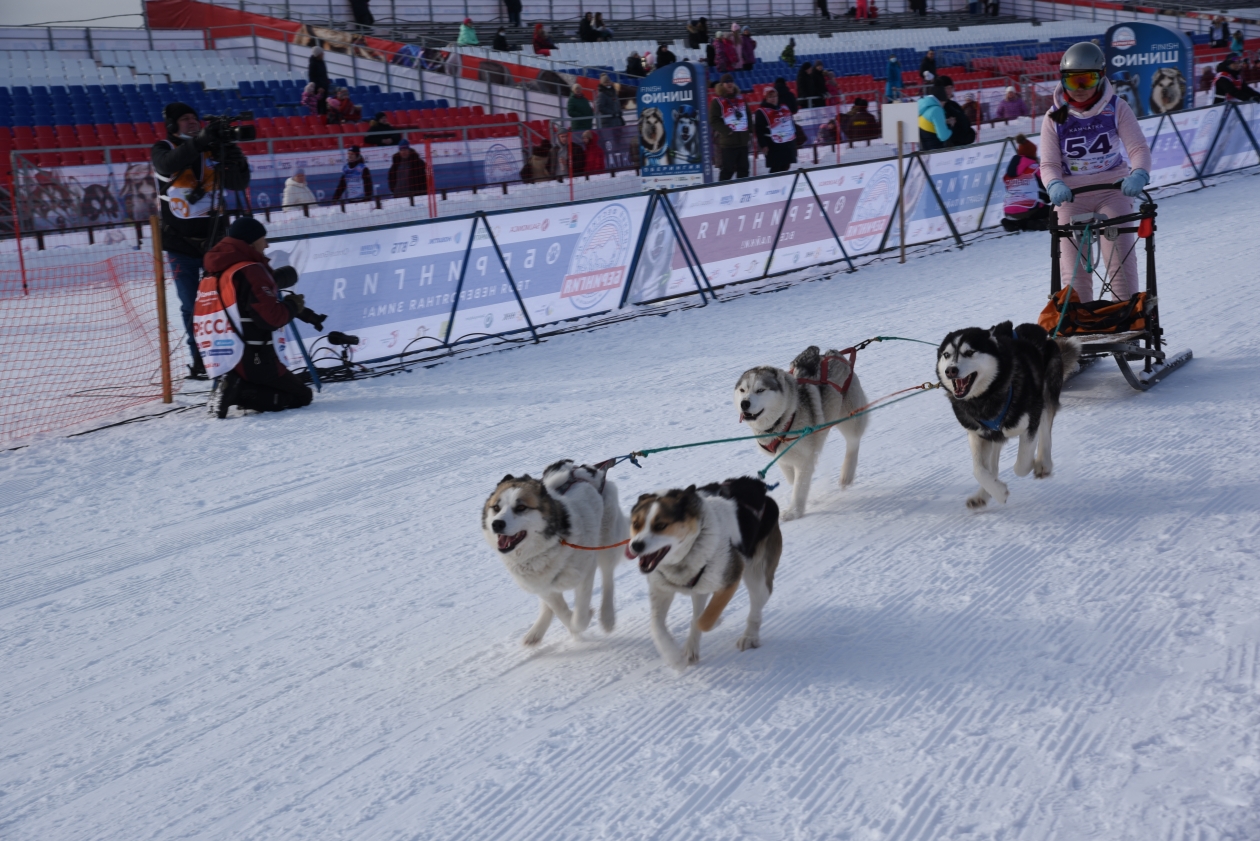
[187,355,209,381]
[207,373,241,419]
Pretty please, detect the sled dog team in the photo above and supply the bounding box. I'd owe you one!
[482,322,1081,670]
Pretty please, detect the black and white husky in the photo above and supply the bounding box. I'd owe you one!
[937,322,1081,509]
[482,460,628,645]
[733,346,869,520]
[628,477,783,670]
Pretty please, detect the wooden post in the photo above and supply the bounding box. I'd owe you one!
[896,121,906,265]
[149,215,173,404]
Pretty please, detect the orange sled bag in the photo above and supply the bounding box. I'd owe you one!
[1038,289,1149,336]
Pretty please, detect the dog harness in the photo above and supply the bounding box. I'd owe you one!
[550,463,608,495]
[756,411,798,455]
[792,347,858,395]
[977,384,1014,432]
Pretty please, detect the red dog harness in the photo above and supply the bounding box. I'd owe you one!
[791,347,857,395]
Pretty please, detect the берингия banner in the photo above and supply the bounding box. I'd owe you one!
[1105,23,1194,117]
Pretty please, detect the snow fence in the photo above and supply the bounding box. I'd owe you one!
[2,101,1259,447]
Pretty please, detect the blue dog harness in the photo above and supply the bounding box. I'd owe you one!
[977,384,1014,432]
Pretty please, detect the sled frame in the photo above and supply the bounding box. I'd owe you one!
[1048,185,1191,391]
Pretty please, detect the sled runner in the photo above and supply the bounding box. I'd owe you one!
[1042,183,1192,391]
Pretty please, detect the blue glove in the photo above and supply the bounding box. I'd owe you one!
[1047,180,1073,207]
[1121,168,1150,197]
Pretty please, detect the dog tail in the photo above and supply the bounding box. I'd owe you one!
[1054,336,1082,378]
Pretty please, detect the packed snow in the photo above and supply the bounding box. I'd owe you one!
[2,172,1259,840]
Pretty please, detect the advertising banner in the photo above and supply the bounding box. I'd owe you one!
[1203,102,1260,175]
[637,61,712,190]
[1104,23,1194,118]
[761,173,849,276]
[14,159,156,232]
[272,196,650,358]
[916,141,1008,238]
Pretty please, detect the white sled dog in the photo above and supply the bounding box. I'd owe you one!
[628,477,782,670]
[733,345,870,520]
[482,460,628,645]
[937,321,1081,509]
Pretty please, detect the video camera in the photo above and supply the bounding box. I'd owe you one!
[201,111,257,146]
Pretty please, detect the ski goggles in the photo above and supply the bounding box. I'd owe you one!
[1061,70,1102,92]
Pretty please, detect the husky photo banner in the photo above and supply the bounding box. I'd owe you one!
[1104,23,1194,118]
[637,61,712,191]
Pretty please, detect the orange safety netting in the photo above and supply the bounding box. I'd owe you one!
[0,253,181,447]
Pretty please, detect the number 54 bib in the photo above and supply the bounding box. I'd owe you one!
[1057,95,1124,176]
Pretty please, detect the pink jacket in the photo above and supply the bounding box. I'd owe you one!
[1039,79,1151,189]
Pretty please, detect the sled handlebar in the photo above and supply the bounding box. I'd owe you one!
[1068,181,1155,204]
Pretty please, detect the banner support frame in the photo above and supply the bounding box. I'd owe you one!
[1225,101,1260,169]
[801,169,857,273]
[1158,113,1206,188]
[657,191,710,305]
[974,138,1011,233]
[761,171,801,279]
[478,210,541,344]
[619,192,658,309]
[915,152,966,249]
[148,215,173,404]
[658,190,717,300]
[1198,102,1231,179]
[442,215,480,346]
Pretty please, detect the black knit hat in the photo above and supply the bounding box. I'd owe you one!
[227,215,267,244]
[163,101,199,137]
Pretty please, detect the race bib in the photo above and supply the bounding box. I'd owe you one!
[1058,96,1124,175]
[765,107,796,144]
[721,97,748,133]
[1003,172,1044,217]
[192,266,247,378]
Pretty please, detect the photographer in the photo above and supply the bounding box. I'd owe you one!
[202,217,321,418]
[152,102,251,379]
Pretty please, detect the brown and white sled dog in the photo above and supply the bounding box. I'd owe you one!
[628,477,782,670]
[733,346,870,520]
[482,460,628,645]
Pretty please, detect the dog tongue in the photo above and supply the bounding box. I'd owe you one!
[498,532,523,550]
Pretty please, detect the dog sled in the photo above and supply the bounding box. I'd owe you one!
[1041,183,1193,391]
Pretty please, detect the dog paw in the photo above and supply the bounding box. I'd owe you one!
[522,629,546,646]
[736,634,760,651]
[993,483,1010,504]
[966,492,989,509]
[682,641,701,665]
[599,611,615,633]
[1033,460,1053,479]
[780,508,802,522]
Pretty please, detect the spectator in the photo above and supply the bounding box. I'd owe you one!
[994,86,1028,121]
[709,73,751,180]
[325,92,345,124]
[1210,16,1230,49]
[594,13,614,40]
[740,26,757,70]
[1199,65,1216,92]
[596,75,624,127]
[202,217,313,417]
[504,0,522,27]
[870,1,879,18]
[687,19,705,49]
[349,0,374,27]
[283,169,317,207]
[1214,56,1260,103]
[916,78,953,149]
[152,102,250,380]
[774,76,799,113]
[308,45,330,95]
[365,112,402,146]
[1230,29,1245,54]
[335,87,363,122]
[1001,133,1049,231]
[582,130,606,174]
[919,49,936,82]
[492,27,510,51]
[300,83,324,115]
[824,69,841,105]
[818,0,832,20]
[842,97,881,141]
[706,40,716,69]
[457,18,480,46]
[796,61,822,108]
[520,142,553,182]
[961,92,981,128]
[332,146,373,201]
[533,23,557,56]
[626,51,646,77]
[715,32,738,74]
[642,49,656,75]
[885,55,903,102]
[387,139,428,197]
[1245,58,1260,84]
[938,78,975,146]
[781,38,796,70]
[855,0,869,20]
[913,0,928,16]
[754,86,799,173]
[579,12,599,42]
[568,83,594,131]
[657,44,677,68]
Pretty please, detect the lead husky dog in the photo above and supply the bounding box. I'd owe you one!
[733,346,870,520]
[482,460,628,645]
[628,477,782,670]
[937,322,1081,509]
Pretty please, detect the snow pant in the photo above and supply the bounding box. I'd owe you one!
[168,251,204,367]
[237,346,313,412]
[1056,188,1139,303]
[718,145,750,181]
[764,142,796,173]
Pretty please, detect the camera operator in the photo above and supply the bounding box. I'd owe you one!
[202,217,324,419]
[152,102,252,379]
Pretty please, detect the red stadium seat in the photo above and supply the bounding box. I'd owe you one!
[82,150,105,165]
